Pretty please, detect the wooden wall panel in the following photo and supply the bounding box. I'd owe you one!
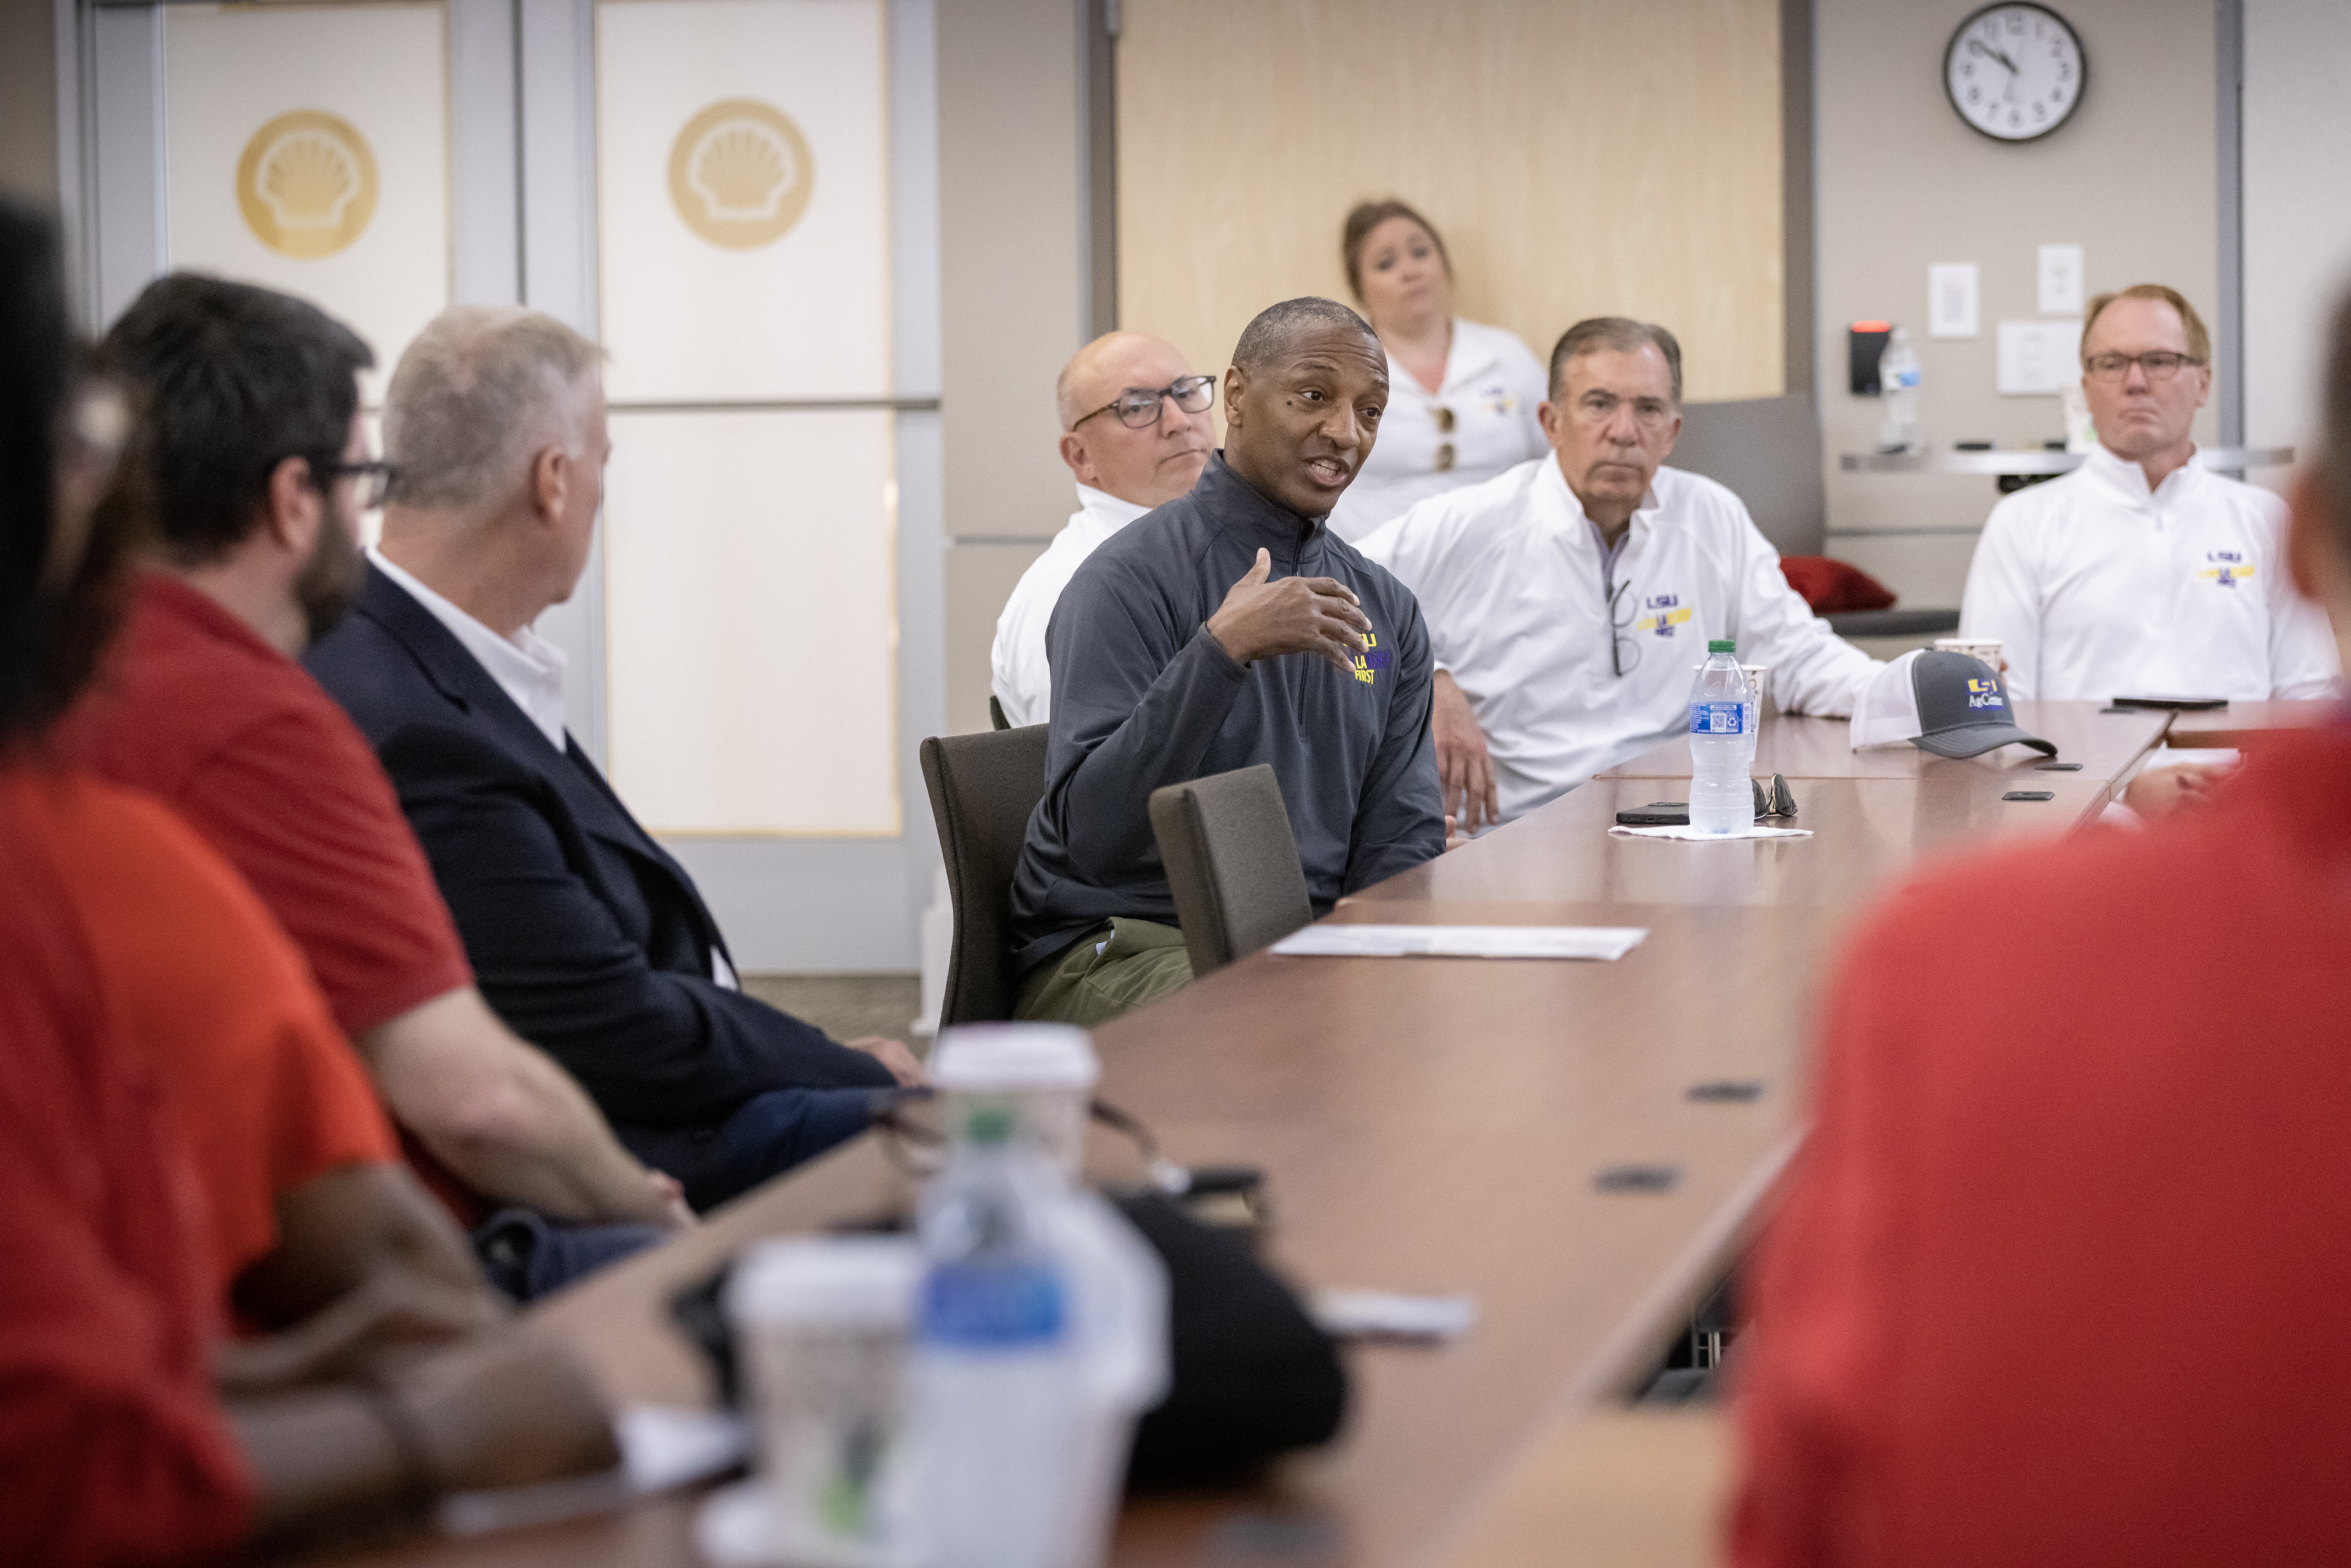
[1116,0,1784,405]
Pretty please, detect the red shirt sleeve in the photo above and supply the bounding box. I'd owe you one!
[177,702,474,1038]
[43,778,399,1295]
[0,774,253,1566]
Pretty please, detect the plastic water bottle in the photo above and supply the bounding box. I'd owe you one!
[1877,327,1920,453]
[910,1104,1083,1568]
[1688,641,1755,836]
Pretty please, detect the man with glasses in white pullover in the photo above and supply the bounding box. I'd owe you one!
[1358,317,1879,828]
[990,333,1217,729]
[1959,283,2339,704]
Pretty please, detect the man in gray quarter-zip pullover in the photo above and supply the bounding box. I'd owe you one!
[1008,297,1447,1026]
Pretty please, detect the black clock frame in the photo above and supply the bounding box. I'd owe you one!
[1943,1,2087,145]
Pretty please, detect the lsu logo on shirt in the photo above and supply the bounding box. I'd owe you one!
[1351,628,1394,687]
[2198,551,2254,588]
[1636,593,1692,638]
[1965,676,2007,712]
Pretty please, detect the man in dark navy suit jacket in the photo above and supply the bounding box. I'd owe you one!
[309,306,920,1209]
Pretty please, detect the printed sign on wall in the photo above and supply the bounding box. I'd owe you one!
[597,0,889,401]
[163,4,450,398]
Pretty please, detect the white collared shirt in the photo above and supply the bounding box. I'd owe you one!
[1328,317,1549,542]
[367,544,572,751]
[365,544,740,991]
[1358,457,1881,819]
[1958,444,2341,701]
[989,484,1151,728]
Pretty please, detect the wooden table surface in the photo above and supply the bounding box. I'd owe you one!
[1596,701,2164,783]
[296,706,2168,1568]
[2160,698,2336,751]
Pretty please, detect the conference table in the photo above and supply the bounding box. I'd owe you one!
[309,701,2182,1568]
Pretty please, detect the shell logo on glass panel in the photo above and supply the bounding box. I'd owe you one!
[668,100,815,250]
[236,110,379,260]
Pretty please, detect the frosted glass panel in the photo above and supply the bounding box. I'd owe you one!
[596,0,889,401]
[162,3,451,398]
[602,410,898,835]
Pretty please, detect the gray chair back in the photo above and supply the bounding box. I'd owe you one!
[1147,763,1314,979]
[919,725,1051,1025]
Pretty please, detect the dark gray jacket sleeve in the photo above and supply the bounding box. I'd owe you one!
[1038,556,1249,880]
[1343,595,1446,890]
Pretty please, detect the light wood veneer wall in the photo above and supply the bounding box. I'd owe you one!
[1114,0,1787,404]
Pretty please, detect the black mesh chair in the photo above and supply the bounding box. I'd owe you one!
[919,725,1051,1025]
[1147,764,1314,980]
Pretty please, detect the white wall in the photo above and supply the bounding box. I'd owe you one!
[1814,0,2220,609]
[2242,0,2351,479]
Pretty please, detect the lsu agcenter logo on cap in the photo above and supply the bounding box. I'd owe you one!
[237,110,379,260]
[1965,675,2007,711]
[669,100,815,251]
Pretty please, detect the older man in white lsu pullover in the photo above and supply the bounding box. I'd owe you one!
[1358,317,1879,827]
[989,332,1215,729]
[1960,283,2339,703]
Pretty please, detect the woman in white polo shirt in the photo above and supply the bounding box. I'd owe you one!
[1327,200,1549,542]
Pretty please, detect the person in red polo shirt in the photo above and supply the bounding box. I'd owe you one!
[1732,302,2351,1560]
[0,200,615,1564]
[62,274,688,1295]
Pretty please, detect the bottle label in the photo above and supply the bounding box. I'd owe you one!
[920,1259,1064,1348]
[1690,702,1745,736]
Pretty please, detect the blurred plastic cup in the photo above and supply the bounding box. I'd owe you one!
[727,1236,923,1568]
[1934,638,2002,673]
[929,1023,1100,1180]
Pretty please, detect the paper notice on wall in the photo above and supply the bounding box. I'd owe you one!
[1998,319,2082,395]
[1929,262,1980,339]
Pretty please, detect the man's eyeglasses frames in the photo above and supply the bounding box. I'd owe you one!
[1072,375,1217,430]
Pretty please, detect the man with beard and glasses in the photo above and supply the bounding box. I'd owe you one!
[1006,297,1445,1026]
[60,276,689,1299]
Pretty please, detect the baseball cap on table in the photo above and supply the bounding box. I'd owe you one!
[1850,649,2056,759]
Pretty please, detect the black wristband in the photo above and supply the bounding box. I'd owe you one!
[359,1384,440,1514]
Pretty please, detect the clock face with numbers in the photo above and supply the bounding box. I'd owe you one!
[1945,4,2085,142]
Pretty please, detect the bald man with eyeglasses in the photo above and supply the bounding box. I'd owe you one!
[989,333,1217,729]
[1961,283,2339,703]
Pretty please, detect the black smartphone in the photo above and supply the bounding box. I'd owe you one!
[2107,695,2229,711]
[1615,802,1690,826]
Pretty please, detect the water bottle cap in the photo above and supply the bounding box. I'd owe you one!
[931,1021,1100,1092]
[1707,639,1736,654]
[727,1235,921,1329]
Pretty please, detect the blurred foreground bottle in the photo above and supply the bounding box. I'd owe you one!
[909,1026,1167,1568]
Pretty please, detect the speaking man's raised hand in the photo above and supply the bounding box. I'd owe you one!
[1205,547,1372,674]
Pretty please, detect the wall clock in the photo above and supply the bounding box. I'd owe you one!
[1945,4,2085,142]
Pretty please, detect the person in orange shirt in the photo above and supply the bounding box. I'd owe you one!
[0,200,617,1563]
[1732,294,2351,1562]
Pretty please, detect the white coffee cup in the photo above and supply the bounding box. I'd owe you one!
[1934,637,2002,672]
[727,1236,923,1568]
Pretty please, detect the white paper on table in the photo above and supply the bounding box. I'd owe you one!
[437,1403,748,1536]
[1270,925,1648,960]
[1607,823,1813,842]
[1311,1289,1479,1342]
[2139,748,2241,770]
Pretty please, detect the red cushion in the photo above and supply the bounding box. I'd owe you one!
[1779,555,1897,612]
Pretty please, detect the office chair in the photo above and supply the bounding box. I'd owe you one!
[1147,763,1314,980]
[919,725,1051,1025]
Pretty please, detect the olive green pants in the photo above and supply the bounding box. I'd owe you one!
[1012,917,1194,1028]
